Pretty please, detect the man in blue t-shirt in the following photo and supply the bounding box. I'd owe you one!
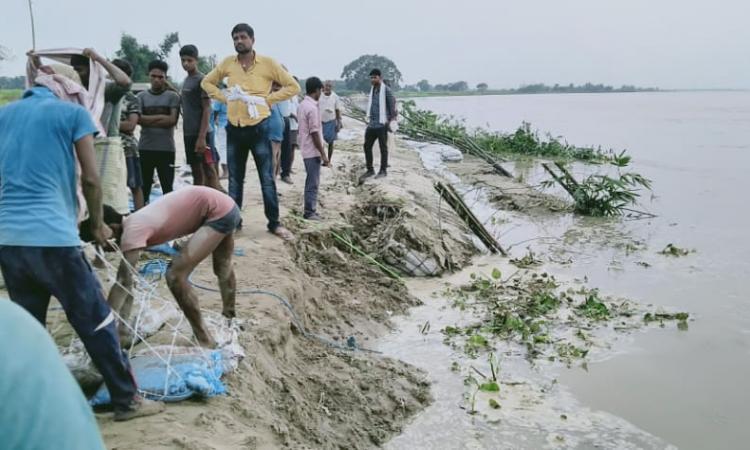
[0,86,164,421]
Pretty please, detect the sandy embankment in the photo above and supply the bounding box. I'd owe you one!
[70,116,487,450]
[24,109,562,449]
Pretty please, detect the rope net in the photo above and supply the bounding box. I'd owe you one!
[55,242,244,403]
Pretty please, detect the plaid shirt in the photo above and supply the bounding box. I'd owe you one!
[119,91,141,157]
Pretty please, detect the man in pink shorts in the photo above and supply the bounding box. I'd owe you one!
[100,186,239,348]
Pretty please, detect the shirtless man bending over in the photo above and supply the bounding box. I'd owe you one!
[95,186,239,348]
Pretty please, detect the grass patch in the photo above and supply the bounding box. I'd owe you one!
[0,89,22,106]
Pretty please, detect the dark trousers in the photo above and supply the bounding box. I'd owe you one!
[364,126,388,172]
[280,117,293,178]
[226,121,280,231]
[140,150,175,203]
[303,157,321,218]
[0,246,137,410]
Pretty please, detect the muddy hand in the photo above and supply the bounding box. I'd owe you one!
[91,223,113,247]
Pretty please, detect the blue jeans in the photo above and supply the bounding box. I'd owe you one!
[0,246,137,410]
[226,120,280,231]
[280,117,293,178]
[303,157,321,218]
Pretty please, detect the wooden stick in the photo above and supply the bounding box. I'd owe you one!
[28,0,36,50]
[435,181,507,256]
[554,162,580,187]
[329,230,403,280]
[541,163,577,198]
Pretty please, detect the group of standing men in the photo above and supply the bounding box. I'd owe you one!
[0,20,399,444]
[118,45,223,209]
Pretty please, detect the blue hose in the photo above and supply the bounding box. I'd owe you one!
[135,257,380,353]
[185,268,381,354]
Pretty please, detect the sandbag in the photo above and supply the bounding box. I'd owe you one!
[90,347,227,404]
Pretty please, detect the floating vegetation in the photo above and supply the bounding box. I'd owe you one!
[575,291,610,321]
[510,248,543,268]
[644,312,690,330]
[658,243,694,257]
[441,270,689,366]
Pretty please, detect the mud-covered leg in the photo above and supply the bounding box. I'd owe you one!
[166,226,225,348]
[212,233,236,318]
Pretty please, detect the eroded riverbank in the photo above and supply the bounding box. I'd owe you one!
[377,136,688,449]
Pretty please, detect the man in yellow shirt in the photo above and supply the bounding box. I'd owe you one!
[202,23,299,240]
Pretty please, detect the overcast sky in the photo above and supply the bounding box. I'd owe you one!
[1,0,748,89]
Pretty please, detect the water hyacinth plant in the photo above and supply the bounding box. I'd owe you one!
[542,152,653,217]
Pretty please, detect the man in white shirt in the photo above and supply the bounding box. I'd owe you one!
[319,80,343,162]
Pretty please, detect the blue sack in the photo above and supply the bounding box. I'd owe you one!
[90,350,227,404]
[139,259,169,280]
[145,243,179,256]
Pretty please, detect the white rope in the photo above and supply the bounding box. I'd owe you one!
[90,242,207,348]
[65,241,241,400]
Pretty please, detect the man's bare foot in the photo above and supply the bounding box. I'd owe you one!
[198,338,217,349]
[272,226,295,242]
[196,332,217,349]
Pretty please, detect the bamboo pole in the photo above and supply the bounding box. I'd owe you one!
[435,181,507,256]
[28,0,36,50]
[554,162,580,187]
[329,230,403,280]
[541,163,577,198]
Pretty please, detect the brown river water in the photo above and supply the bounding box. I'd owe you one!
[378,92,750,449]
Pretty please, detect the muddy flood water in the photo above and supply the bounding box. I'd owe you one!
[378,92,750,449]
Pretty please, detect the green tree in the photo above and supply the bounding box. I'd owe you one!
[158,33,180,60]
[476,82,488,91]
[341,54,402,92]
[115,32,181,82]
[449,81,468,92]
[198,54,218,74]
[417,79,431,92]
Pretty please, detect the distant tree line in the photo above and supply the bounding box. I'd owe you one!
[398,81,658,94]
[1,48,659,95]
[0,76,24,89]
[335,55,658,94]
[510,83,658,94]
